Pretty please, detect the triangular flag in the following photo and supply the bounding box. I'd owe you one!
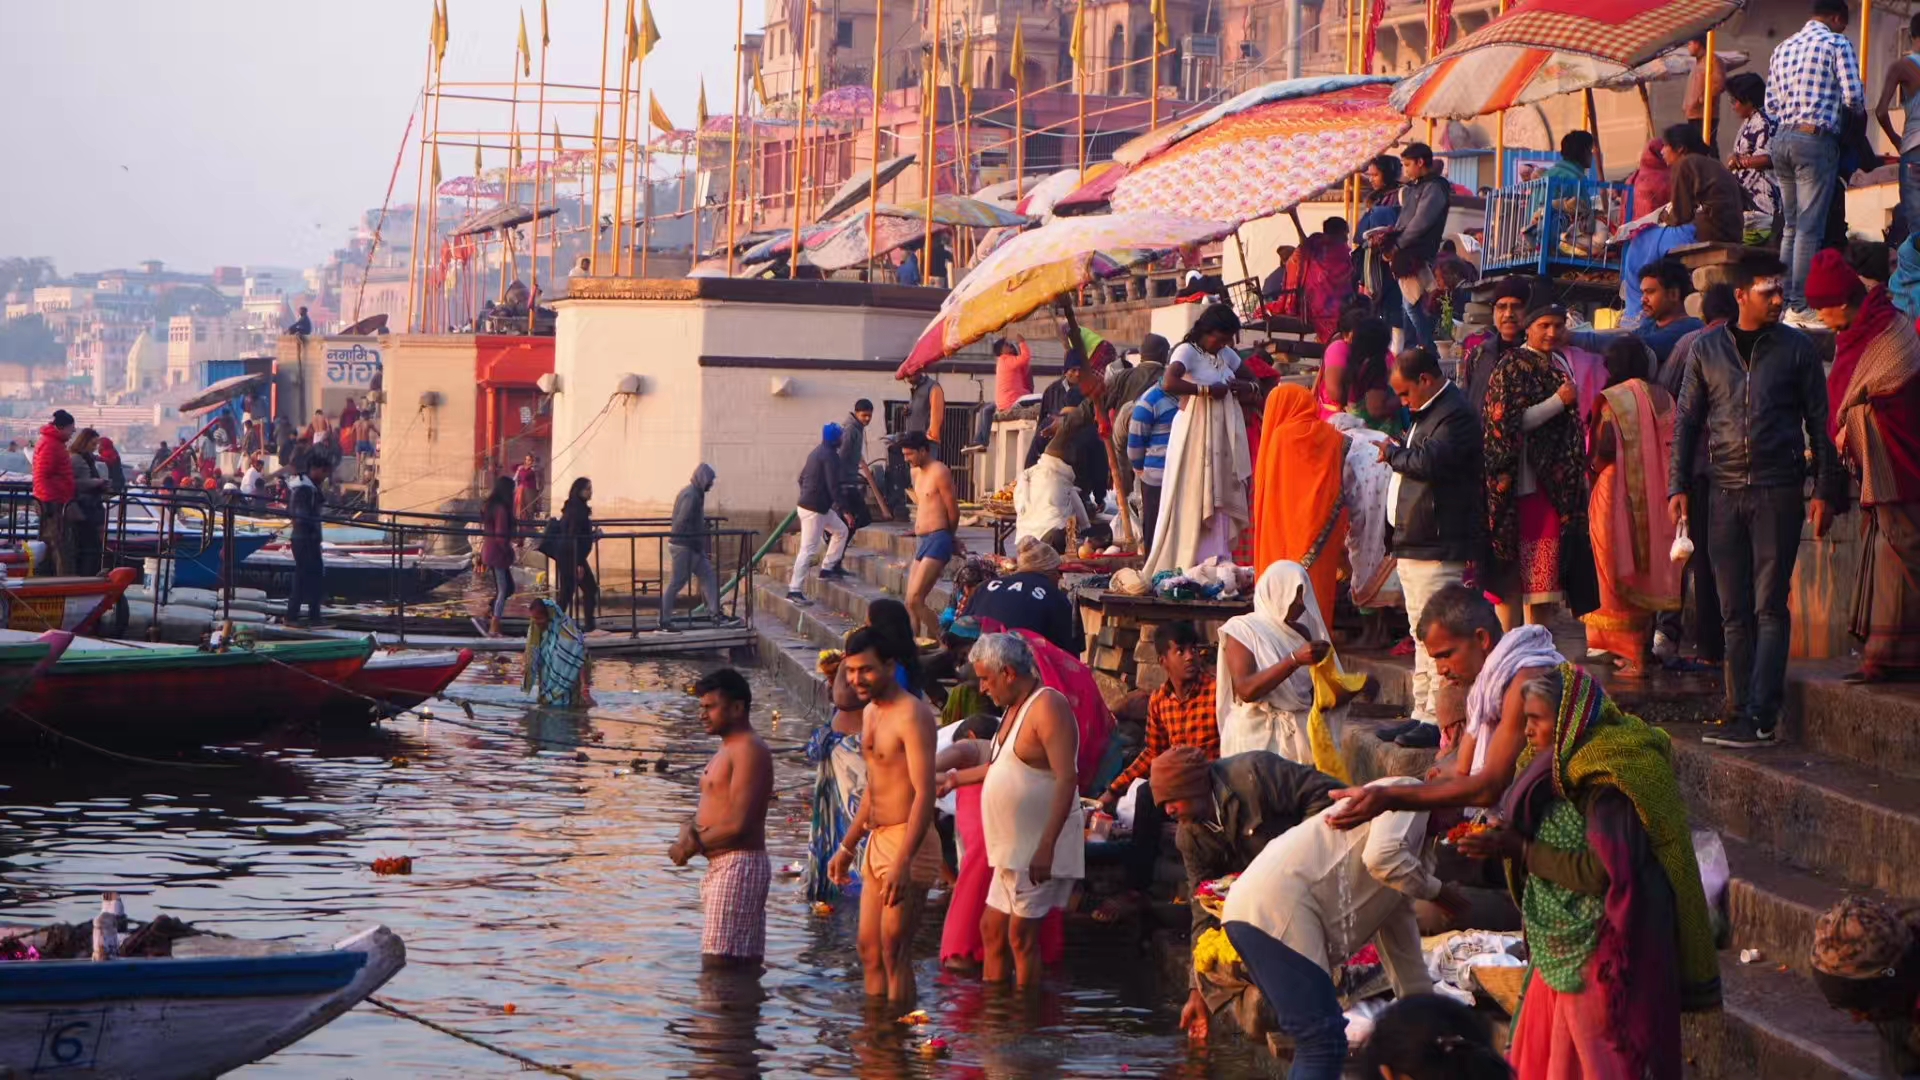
[1152,0,1170,48]
[552,118,563,151]
[517,8,532,76]
[540,0,550,47]
[639,0,660,57]
[1011,22,1025,82]
[625,0,639,63]
[437,0,449,62]
[753,63,769,105]
[430,0,447,64]
[697,78,709,129]
[960,30,973,104]
[1069,0,1085,71]
[649,92,676,137]
[430,142,442,188]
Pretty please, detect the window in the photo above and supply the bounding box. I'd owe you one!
[837,19,853,48]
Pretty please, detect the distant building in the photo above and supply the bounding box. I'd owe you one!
[166,313,247,388]
[124,329,167,397]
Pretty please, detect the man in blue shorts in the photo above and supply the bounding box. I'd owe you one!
[901,431,958,639]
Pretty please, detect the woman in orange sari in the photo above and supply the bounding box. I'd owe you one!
[1584,340,1683,677]
[1252,383,1348,627]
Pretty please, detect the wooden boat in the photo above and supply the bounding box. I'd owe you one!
[321,648,475,722]
[2,635,376,746]
[0,632,71,712]
[233,547,473,603]
[0,923,404,1079]
[3,569,136,634]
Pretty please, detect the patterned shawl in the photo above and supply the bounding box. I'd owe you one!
[1832,286,1920,506]
[1483,346,1590,565]
[522,599,589,707]
[1594,380,1684,612]
[1505,664,1722,1015]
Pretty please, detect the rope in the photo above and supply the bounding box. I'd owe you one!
[367,996,599,1080]
[6,704,241,770]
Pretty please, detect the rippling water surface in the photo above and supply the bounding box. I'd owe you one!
[0,656,1258,1079]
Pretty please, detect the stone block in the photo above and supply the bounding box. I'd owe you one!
[1693,265,1735,292]
[1684,292,1705,319]
[1136,662,1168,696]
[1093,670,1135,709]
[1091,644,1132,671]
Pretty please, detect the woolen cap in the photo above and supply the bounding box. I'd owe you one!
[1150,745,1215,804]
[1805,248,1865,310]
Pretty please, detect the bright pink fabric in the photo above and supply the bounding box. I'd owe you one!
[940,784,1066,965]
[1509,966,1634,1080]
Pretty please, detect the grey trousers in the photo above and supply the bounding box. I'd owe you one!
[662,544,720,626]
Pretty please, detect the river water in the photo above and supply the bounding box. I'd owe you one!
[0,656,1261,1079]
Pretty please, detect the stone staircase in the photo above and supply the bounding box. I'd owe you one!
[749,522,1904,1079]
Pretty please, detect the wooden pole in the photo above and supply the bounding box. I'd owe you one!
[727,0,746,276]
[424,65,448,332]
[639,59,653,276]
[529,12,548,331]
[1702,29,1719,148]
[505,47,523,304]
[1014,43,1026,200]
[1075,0,1087,176]
[1494,0,1507,183]
[926,0,943,275]
[590,0,613,276]
[790,0,814,265]
[1861,0,1872,79]
[406,27,433,333]
[864,0,886,274]
[611,0,635,276]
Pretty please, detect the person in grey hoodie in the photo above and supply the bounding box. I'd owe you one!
[662,463,721,631]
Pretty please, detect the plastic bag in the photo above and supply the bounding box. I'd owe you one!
[1670,516,1694,565]
[1693,828,1729,908]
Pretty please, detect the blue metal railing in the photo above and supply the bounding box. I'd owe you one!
[1483,176,1635,278]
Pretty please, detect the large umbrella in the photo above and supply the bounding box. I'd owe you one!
[452,203,558,237]
[816,154,918,221]
[1050,164,1129,216]
[898,213,1233,377]
[1110,77,1409,224]
[1392,0,1746,119]
[872,195,1030,229]
[739,221,841,264]
[1015,167,1106,220]
[180,372,271,416]
[807,214,945,271]
[1591,46,1749,90]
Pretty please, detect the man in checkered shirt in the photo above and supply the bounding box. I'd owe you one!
[1765,0,1865,324]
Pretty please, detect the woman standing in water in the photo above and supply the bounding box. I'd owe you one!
[481,475,517,636]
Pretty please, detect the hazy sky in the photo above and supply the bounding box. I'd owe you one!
[0,0,748,275]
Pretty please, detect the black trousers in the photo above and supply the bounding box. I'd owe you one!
[1708,485,1805,727]
[555,560,598,630]
[287,537,324,623]
[1658,471,1724,660]
[1122,784,1167,892]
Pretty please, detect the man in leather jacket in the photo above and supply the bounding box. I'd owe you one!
[1380,345,1485,747]
[1669,258,1847,748]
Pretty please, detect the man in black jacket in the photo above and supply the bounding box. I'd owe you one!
[1379,345,1485,748]
[285,456,330,627]
[1379,142,1452,350]
[1670,258,1847,748]
[786,423,853,604]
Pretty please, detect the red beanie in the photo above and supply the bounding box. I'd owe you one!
[1805,248,1864,310]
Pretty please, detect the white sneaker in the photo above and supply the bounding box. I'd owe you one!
[1784,309,1825,330]
[1652,631,1678,662]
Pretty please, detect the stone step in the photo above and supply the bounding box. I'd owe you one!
[1715,832,1908,979]
[1666,720,1920,898]
[1687,957,1881,1080]
[1782,671,1920,781]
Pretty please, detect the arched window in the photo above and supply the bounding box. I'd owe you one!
[1130,25,1152,94]
[984,55,997,90]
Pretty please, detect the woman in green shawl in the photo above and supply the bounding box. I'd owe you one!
[1457,663,1719,1079]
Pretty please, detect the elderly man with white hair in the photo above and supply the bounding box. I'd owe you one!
[936,632,1084,988]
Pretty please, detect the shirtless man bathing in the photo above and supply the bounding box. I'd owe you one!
[899,431,958,640]
[670,668,775,969]
[829,628,940,1004]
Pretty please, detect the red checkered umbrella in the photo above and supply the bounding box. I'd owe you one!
[1392,0,1745,119]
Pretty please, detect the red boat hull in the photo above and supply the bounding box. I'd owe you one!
[323,649,475,723]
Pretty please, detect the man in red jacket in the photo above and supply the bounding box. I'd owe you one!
[32,410,76,575]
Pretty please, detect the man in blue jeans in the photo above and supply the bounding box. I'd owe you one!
[1765,0,1864,326]
[1669,258,1847,748]
[1216,776,1465,1079]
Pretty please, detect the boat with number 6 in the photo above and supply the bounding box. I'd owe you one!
[0,924,405,1078]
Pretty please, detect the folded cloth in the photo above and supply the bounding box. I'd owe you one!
[865,819,942,888]
[701,848,771,959]
[1464,624,1565,774]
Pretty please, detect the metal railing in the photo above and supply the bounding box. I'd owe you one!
[0,483,758,645]
[1483,176,1634,279]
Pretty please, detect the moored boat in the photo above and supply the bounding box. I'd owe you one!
[235,547,473,603]
[2,635,376,747]
[0,923,405,1079]
[3,569,136,634]
[321,648,475,722]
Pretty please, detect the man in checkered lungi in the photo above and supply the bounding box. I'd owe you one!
[670,668,775,968]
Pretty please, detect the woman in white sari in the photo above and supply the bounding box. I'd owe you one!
[1217,561,1364,779]
[1145,305,1257,577]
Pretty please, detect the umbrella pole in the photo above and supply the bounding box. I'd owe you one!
[1638,83,1655,142]
[1584,88,1605,178]
[1703,30,1719,149]
[865,0,885,276]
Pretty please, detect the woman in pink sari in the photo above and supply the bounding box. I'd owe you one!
[1583,341,1683,677]
[1286,219,1356,344]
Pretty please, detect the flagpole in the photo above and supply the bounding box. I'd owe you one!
[529,5,547,330]
[925,0,943,276]
[506,37,523,305]
[638,68,653,275]
[727,0,747,276]
[406,13,434,333]
[588,0,613,277]
[1075,0,1087,176]
[613,0,638,276]
[1014,27,1026,201]
[425,73,448,332]
[864,0,886,274]
[790,0,815,266]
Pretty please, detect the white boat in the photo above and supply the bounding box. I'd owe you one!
[0,924,405,1078]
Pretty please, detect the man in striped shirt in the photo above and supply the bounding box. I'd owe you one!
[1766,0,1865,324]
[1126,381,1179,551]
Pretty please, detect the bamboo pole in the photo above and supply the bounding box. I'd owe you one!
[727,0,746,276]
[637,52,652,276]
[1014,42,1025,200]
[529,11,548,330]
[611,0,636,276]
[864,0,886,274]
[1861,0,1872,79]
[790,0,814,264]
[1494,0,1507,185]
[926,0,943,274]
[425,56,448,332]
[503,45,522,305]
[405,28,433,333]
[1702,29,1718,149]
[1076,0,1087,176]
[590,0,613,276]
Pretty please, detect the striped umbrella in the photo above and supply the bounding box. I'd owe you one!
[1391,0,1746,119]
[898,212,1233,377]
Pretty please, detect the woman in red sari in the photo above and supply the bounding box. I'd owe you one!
[1284,218,1356,344]
[1584,339,1683,677]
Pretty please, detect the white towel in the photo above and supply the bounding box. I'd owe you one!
[1464,624,1565,775]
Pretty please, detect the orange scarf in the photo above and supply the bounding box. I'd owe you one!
[1253,384,1348,624]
